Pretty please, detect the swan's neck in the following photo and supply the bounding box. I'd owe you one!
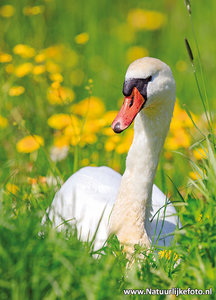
[109,100,175,248]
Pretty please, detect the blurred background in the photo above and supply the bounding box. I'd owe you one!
[0,0,215,197]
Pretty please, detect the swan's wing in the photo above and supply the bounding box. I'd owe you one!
[150,184,182,247]
[46,166,121,250]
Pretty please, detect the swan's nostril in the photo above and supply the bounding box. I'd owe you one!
[129,96,134,108]
[113,122,123,133]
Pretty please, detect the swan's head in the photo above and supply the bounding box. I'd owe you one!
[112,57,176,133]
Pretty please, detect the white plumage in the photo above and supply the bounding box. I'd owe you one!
[46,57,181,251]
[48,166,180,250]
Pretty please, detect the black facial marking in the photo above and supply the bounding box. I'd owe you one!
[122,76,152,102]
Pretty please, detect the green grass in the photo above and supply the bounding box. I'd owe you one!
[1,171,216,299]
[0,0,216,298]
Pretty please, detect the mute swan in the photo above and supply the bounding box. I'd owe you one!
[46,57,181,251]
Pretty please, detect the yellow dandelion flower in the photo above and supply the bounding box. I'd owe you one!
[197,213,202,222]
[27,177,37,185]
[64,115,80,130]
[23,6,44,16]
[46,61,61,73]
[193,147,207,161]
[60,116,102,147]
[13,44,35,58]
[126,46,149,64]
[83,119,104,134]
[165,129,191,151]
[75,32,89,45]
[158,250,165,258]
[49,73,63,82]
[0,53,12,63]
[105,135,121,152]
[69,133,80,146]
[169,101,196,133]
[165,101,197,151]
[158,250,178,261]
[15,63,33,77]
[51,81,61,89]
[103,127,115,136]
[6,183,19,195]
[64,116,82,138]
[47,86,75,105]
[105,140,116,152]
[165,250,172,260]
[169,117,182,132]
[63,124,81,142]
[5,63,14,73]
[16,135,44,153]
[189,171,201,181]
[9,86,25,96]
[70,69,84,86]
[175,128,191,148]
[80,133,97,146]
[0,115,8,128]
[71,96,105,119]
[35,53,46,63]
[83,119,103,133]
[116,143,128,154]
[38,176,47,184]
[48,114,71,130]
[173,102,194,128]
[32,65,46,75]
[45,46,62,58]
[116,130,133,154]
[44,45,64,61]
[53,135,69,148]
[197,213,210,222]
[125,129,134,142]
[64,121,81,146]
[102,111,119,126]
[0,5,15,18]
[64,126,80,139]
[94,117,107,128]
[127,9,166,31]
[165,138,177,151]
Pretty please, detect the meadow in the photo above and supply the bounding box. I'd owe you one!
[0,0,216,299]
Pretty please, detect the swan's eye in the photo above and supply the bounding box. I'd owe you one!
[129,97,134,107]
[147,75,152,82]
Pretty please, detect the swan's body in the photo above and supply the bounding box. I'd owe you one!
[49,166,180,250]
[47,57,181,251]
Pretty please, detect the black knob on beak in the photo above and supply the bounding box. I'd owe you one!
[113,122,122,133]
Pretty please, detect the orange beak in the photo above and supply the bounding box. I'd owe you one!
[111,87,146,133]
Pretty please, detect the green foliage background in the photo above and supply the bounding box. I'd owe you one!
[0,0,216,299]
